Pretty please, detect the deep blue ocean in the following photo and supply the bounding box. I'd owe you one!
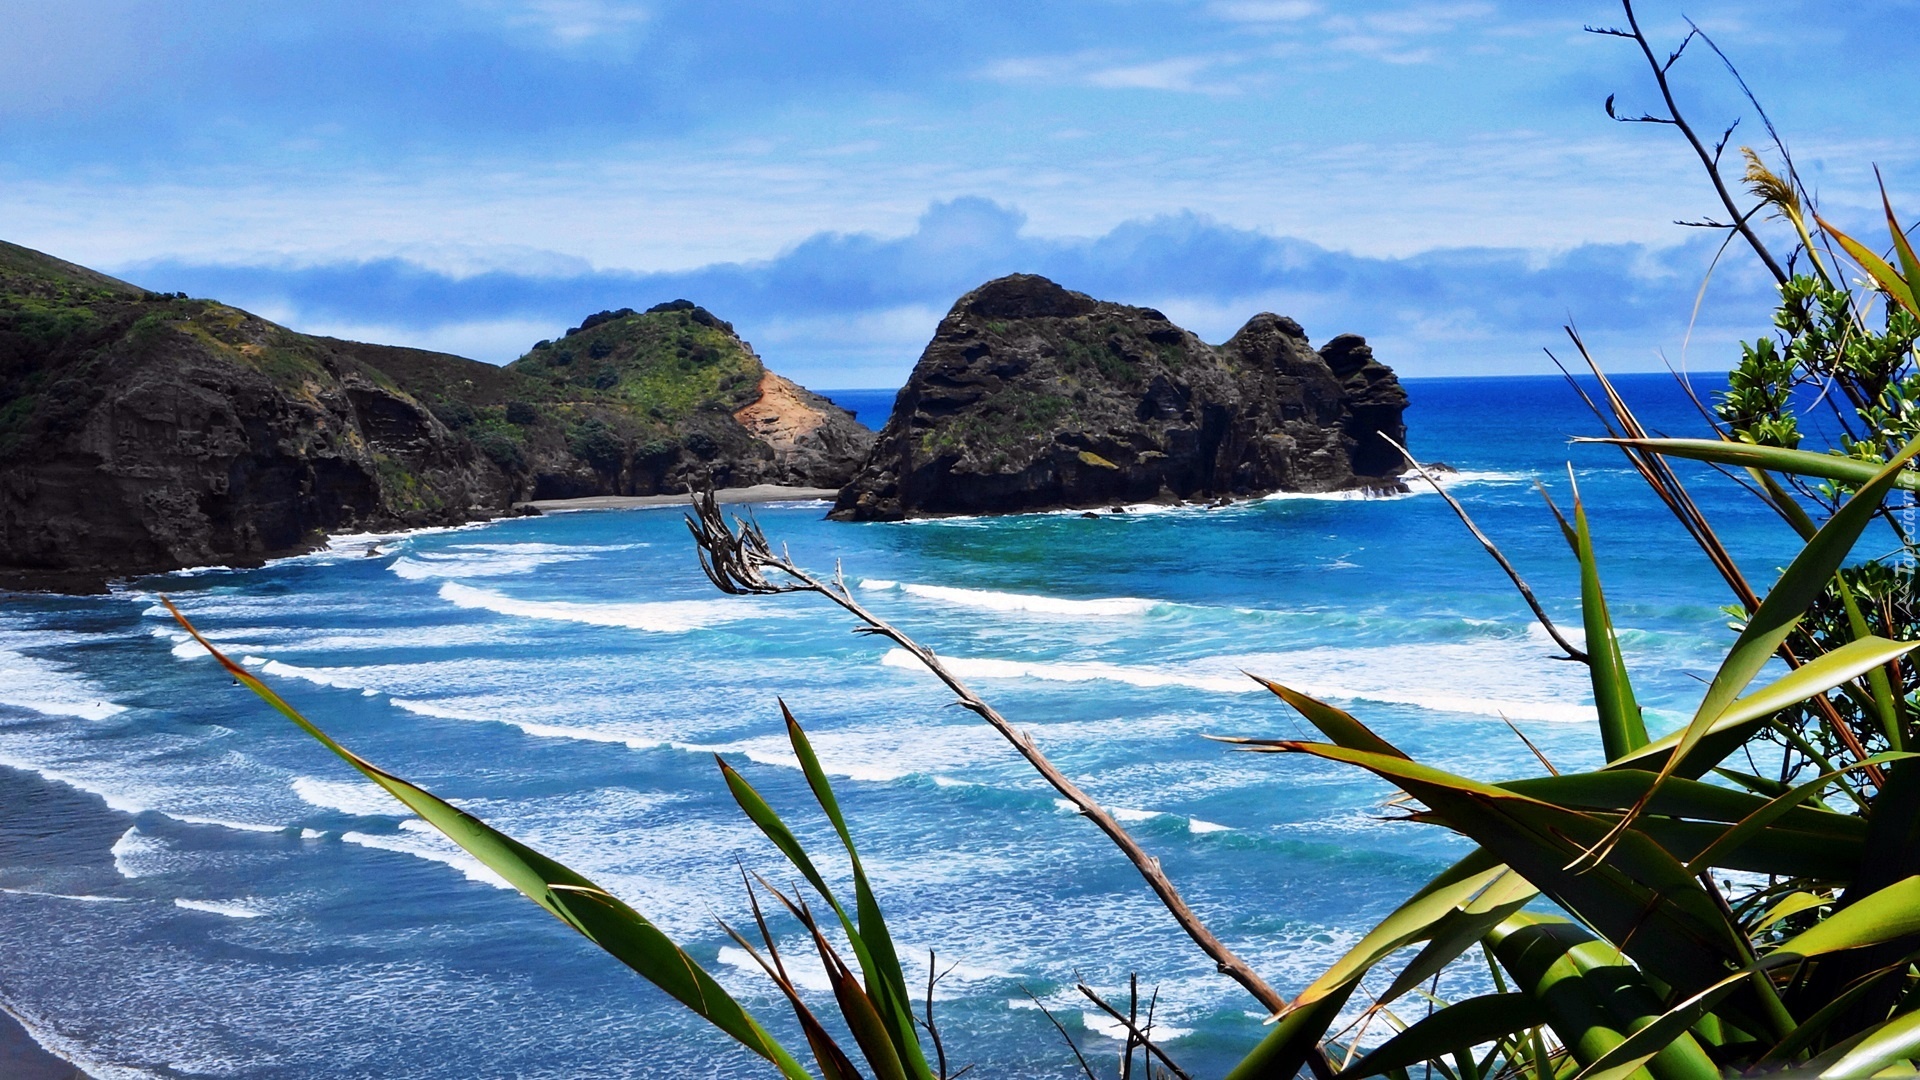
[0,374,1810,1079]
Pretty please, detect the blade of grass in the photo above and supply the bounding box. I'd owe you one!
[1577,438,1920,493]
[778,704,934,1080]
[1573,483,1649,759]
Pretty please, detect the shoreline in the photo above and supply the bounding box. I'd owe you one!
[514,484,838,513]
[1,1006,91,1080]
[0,486,841,595]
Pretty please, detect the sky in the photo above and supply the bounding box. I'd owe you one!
[4,1,1917,387]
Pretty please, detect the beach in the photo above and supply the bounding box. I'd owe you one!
[514,484,838,513]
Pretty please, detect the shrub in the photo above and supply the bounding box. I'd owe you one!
[567,418,626,470]
[474,431,525,471]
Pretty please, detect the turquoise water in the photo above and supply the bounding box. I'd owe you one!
[0,375,1805,1078]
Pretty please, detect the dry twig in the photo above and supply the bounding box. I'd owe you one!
[1076,978,1194,1080]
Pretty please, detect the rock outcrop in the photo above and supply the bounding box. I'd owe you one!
[480,300,872,498]
[0,242,871,590]
[832,274,1408,520]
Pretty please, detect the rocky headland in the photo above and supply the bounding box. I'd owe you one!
[832,274,1408,520]
[0,241,870,590]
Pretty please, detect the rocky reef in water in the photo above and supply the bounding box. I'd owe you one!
[0,241,871,590]
[831,274,1409,520]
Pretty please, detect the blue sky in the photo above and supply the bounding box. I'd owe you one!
[4,1,1916,386]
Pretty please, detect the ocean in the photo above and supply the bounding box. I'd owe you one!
[0,374,1807,1079]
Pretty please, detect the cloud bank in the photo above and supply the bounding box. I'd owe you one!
[127,198,1782,388]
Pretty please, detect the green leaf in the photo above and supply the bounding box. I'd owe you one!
[762,880,912,1080]
[1629,817,1860,880]
[1677,753,1914,876]
[1224,989,1355,1080]
[716,910,867,1080]
[1773,876,1920,960]
[1821,213,1919,318]
[1608,636,1920,779]
[1245,741,1753,1013]
[719,757,933,1075]
[780,703,934,1080]
[1486,915,1637,1070]
[1283,849,1508,1013]
[1563,977,1740,1080]
[1819,1009,1920,1080]
[1339,994,1547,1078]
[1661,438,1920,779]
[1755,891,1827,932]
[1248,677,1407,758]
[1578,439,1920,493]
[163,599,811,1080]
[1502,769,1853,830]
[1882,186,1920,320]
[1376,870,1539,1006]
[1573,493,1648,760]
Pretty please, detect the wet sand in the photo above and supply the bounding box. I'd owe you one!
[515,484,838,513]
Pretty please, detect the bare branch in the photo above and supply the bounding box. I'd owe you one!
[1610,0,1789,283]
[1077,980,1195,1080]
[1711,117,1740,165]
[922,949,958,1079]
[1023,987,1097,1080]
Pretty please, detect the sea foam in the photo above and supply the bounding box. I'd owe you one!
[341,821,512,890]
[861,580,1159,616]
[291,776,402,818]
[173,898,267,919]
[110,827,169,879]
[0,639,126,721]
[436,582,754,633]
[881,638,1598,725]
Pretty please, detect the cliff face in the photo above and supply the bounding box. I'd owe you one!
[0,243,871,590]
[0,243,503,589]
[832,274,1408,521]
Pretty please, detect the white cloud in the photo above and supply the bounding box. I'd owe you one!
[1207,1,1320,24]
[1084,56,1229,93]
[463,0,652,47]
[983,50,1242,95]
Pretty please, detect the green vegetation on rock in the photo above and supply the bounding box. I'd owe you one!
[0,246,871,588]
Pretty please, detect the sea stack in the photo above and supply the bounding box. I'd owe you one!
[831,274,1409,520]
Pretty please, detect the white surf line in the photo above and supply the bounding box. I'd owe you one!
[859,579,1160,616]
[0,888,132,903]
[881,648,1596,724]
[173,898,267,919]
[1052,799,1236,834]
[436,582,759,633]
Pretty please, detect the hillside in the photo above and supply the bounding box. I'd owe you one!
[0,242,871,589]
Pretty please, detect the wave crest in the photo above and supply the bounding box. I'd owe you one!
[436,583,753,633]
